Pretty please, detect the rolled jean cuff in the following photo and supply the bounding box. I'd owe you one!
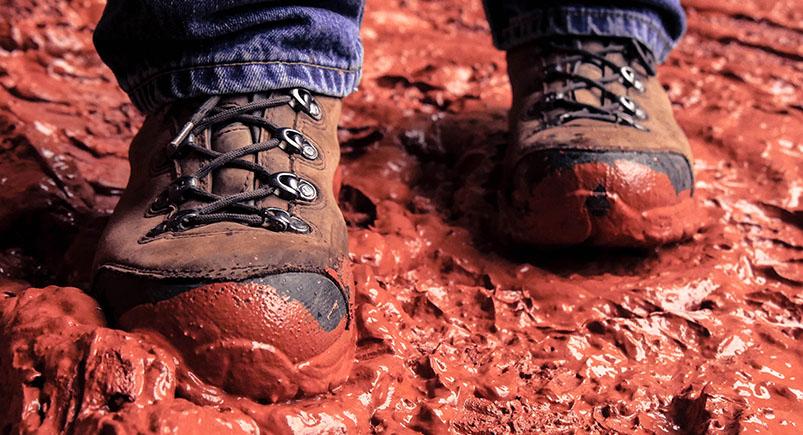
[122,61,361,113]
[488,7,677,63]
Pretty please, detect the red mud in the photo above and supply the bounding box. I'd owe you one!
[1,0,802,433]
[118,280,357,404]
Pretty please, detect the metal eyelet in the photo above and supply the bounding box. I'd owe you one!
[146,209,198,237]
[166,210,198,232]
[148,175,199,215]
[278,128,304,154]
[618,96,647,120]
[260,207,290,232]
[268,172,317,202]
[168,175,200,202]
[300,141,319,160]
[618,113,650,131]
[145,221,168,238]
[278,128,319,160]
[546,64,563,74]
[148,192,171,215]
[289,88,322,120]
[542,92,565,103]
[260,207,311,233]
[287,216,311,233]
[558,113,576,124]
[619,66,645,93]
[296,179,317,201]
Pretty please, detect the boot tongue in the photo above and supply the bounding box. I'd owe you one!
[172,92,297,213]
[210,95,257,197]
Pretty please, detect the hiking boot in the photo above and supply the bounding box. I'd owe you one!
[500,38,698,247]
[91,89,354,402]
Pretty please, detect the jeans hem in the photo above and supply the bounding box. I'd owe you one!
[490,7,676,62]
[124,61,361,113]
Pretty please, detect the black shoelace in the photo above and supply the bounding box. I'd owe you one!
[527,38,657,131]
[145,89,323,238]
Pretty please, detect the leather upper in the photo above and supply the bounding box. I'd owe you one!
[92,92,348,284]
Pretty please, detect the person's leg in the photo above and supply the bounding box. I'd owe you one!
[485,1,699,247]
[483,0,685,62]
[91,1,365,402]
[94,0,364,113]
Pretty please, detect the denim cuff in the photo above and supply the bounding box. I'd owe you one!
[487,6,677,63]
[123,61,361,113]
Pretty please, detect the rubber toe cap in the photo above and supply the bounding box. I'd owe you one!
[501,148,694,246]
[93,269,353,402]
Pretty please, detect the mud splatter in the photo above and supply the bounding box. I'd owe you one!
[1,0,801,433]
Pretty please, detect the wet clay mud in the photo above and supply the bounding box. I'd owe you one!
[1,0,802,433]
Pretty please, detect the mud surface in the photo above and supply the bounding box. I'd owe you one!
[1,0,802,433]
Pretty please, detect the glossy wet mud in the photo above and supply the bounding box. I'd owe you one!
[118,279,356,404]
[1,0,802,433]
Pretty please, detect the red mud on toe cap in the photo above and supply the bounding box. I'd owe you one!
[504,149,699,246]
[511,149,693,202]
[116,275,354,401]
[118,277,349,360]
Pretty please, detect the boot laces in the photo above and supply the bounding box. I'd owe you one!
[527,38,657,131]
[145,89,323,238]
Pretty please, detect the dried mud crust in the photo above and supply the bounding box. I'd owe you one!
[1,0,802,434]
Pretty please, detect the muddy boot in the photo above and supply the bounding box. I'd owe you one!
[500,38,698,247]
[91,89,354,402]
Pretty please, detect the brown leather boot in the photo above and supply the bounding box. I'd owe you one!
[500,38,698,247]
[91,89,354,402]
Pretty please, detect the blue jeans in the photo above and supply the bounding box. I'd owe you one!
[94,1,685,113]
